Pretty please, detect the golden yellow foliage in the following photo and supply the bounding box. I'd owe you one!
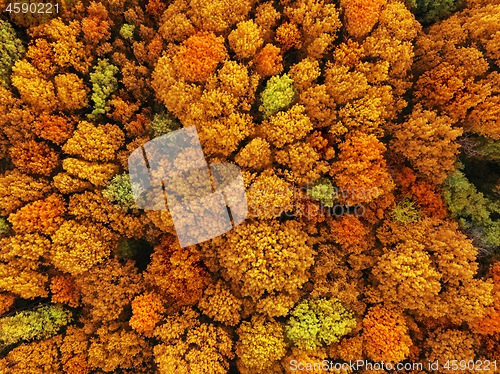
[11,59,57,111]
[60,326,91,374]
[334,40,363,68]
[283,347,330,374]
[68,190,145,239]
[235,137,272,170]
[0,334,63,374]
[191,88,254,156]
[154,307,234,374]
[51,220,115,275]
[88,321,153,372]
[285,0,341,59]
[62,121,125,162]
[424,329,477,374]
[236,315,287,373]
[151,53,202,121]
[0,292,15,316]
[371,240,442,311]
[275,142,330,185]
[54,73,90,111]
[158,0,195,42]
[219,220,315,300]
[198,280,242,326]
[0,259,49,299]
[216,60,259,102]
[31,18,92,74]
[0,232,51,299]
[53,172,93,194]
[244,168,294,219]
[188,0,253,33]
[289,58,321,92]
[0,169,52,215]
[229,20,264,59]
[298,84,335,128]
[8,193,67,235]
[262,105,313,148]
[256,292,298,318]
[275,22,302,51]
[62,158,120,186]
[255,2,281,41]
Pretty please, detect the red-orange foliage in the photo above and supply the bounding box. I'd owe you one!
[254,44,283,77]
[144,235,210,307]
[25,38,56,77]
[32,112,75,145]
[330,131,394,205]
[81,1,112,50]
[341,0,386,39]
[50,274,80,308]
[9,140,59,176]
[328,215,371,253]
[396,166,448,218]
[415,62,490,122]
[129,292,166,337]
[471,262,500,335]
[363,305,412,363]
[173,32,228,83]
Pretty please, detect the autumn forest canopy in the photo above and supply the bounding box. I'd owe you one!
[0,0,500,372]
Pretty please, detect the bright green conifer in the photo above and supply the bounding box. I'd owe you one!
[444,164,500,247]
